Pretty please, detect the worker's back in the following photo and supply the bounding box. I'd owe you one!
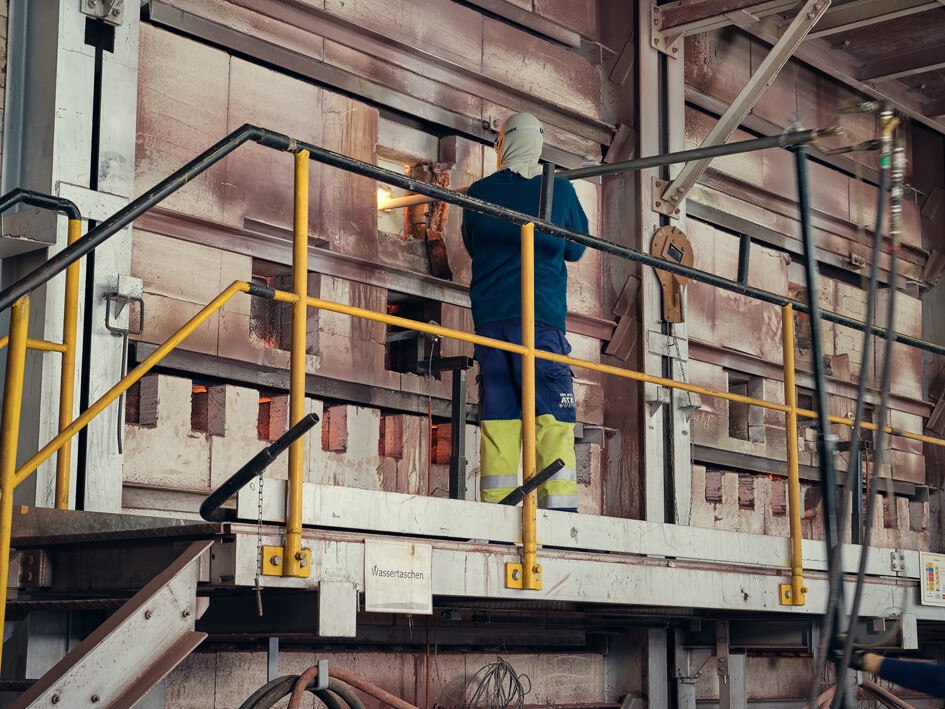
[461,170,587,331]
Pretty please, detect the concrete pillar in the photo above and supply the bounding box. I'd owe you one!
[1,0,139,512]
[635,0,692,525]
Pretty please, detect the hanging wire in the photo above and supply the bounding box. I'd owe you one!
[461,657,531,709]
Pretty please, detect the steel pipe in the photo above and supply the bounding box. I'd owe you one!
[284,149,310,579]
[781,304,806,606]
[291,136,945,360]
[0,296,30,673]
[0,125,292,313]
[200,412,320,522]
[0,336,67,353]
[55,218,82,510]
[520,222,540,591]
[14,282,251,484]
[0,188,81,220]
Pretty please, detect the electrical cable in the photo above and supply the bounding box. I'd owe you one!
[794,139,850,709]
[832,112,899,706]
[842,151,911,665]
[461,657,531,709]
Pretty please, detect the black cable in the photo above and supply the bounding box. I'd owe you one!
[833,123,892,704]
[793,143,848,709]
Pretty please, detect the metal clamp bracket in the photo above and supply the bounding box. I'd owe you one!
[262,545,312,578]
[81,0,125,26]
[104,292,144,336]
[650,5,682,58]
[505,561,542,590]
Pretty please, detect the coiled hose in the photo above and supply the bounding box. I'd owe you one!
[238,675,365,709]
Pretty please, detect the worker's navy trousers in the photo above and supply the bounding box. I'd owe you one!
[474,320,578,511]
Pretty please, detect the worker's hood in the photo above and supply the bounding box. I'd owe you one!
[497,112,544,179]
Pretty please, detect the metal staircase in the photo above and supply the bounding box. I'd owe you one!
[4,509,217,708]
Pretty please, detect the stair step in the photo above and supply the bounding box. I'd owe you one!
[0,681,36,692]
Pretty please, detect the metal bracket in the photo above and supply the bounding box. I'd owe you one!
[780,583,800,605]
[644,383,671,415]
[315,659,330,691]
[104,292,144,336]
[261,545,312,578]
[650,5,682,58]
[80,0,125,26]
[10,549,53,589]
[647,331,689,360]
[652,178,682,217]
[891,550,905,573]
[504,562,542,590]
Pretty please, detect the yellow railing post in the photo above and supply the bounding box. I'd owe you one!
[54,218,82,509]
[780,304,807,606]
[506,223,541,590]
[0,295,31,671]
[283,149,311,579]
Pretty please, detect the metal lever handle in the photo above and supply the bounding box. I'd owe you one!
[200,412,320,522]
[498,458,565,506]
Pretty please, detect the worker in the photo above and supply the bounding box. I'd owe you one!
[461,111,588,512]
[851,650,945,698]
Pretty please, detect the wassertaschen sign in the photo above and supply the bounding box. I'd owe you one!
[364,540,433,614]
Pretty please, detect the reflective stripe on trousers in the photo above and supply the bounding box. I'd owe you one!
[479,415,577,507]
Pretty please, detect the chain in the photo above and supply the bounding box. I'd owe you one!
[254,474,265,617]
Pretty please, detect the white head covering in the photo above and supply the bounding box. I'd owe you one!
[496,112,544,179]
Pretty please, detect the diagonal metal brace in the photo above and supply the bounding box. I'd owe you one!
[655,0,831,217]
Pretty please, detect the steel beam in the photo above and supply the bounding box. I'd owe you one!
[214,526,944,619]
[859,45,945,82]
[654,0,830,217]
[657,0,800,35]
[924,96,945,118]
[239,481,930,581]
[809,0,944,38]
[740,14,945,134]
[11,541,209,709]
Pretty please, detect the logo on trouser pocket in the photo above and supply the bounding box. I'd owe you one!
[559,392,575,408]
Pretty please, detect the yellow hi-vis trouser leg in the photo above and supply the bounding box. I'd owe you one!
[535,413,577,510]
[480,419,522,503]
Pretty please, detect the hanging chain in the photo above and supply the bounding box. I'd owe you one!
[254,474,265,617]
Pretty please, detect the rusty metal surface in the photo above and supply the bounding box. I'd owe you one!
[11,506,223,547]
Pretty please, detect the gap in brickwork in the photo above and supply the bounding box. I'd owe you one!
[249,259,292,352]
[726,371,765,444]
[385,292,442,375]
[191,384,209,433]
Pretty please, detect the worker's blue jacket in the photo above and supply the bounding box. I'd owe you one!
[461,170,588,331]
[880,657,945,697]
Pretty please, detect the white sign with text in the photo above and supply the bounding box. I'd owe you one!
[364,540,433,614]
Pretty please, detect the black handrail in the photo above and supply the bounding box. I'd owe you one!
[0,188,81,221]
[1,123,941,360]
[0,125,289,311]
[200,412,319,522]
[498,459,565,506]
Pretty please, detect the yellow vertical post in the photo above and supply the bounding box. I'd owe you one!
[54,218,82,510]
[520,222,541,590]
[0,295,31,670]
[780,304,806,605]
[284,149,310,578]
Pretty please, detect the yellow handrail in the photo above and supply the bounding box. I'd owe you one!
[520,223,540,590]
[55,218,82,509]
[283,149,310,579]
[6,279,945,597]
[0,336,67,353]
[14,281,249,484]
[0,296,31,668]
[782,304,806,606]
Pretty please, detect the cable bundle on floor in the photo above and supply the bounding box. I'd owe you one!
[462,657,531,709]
